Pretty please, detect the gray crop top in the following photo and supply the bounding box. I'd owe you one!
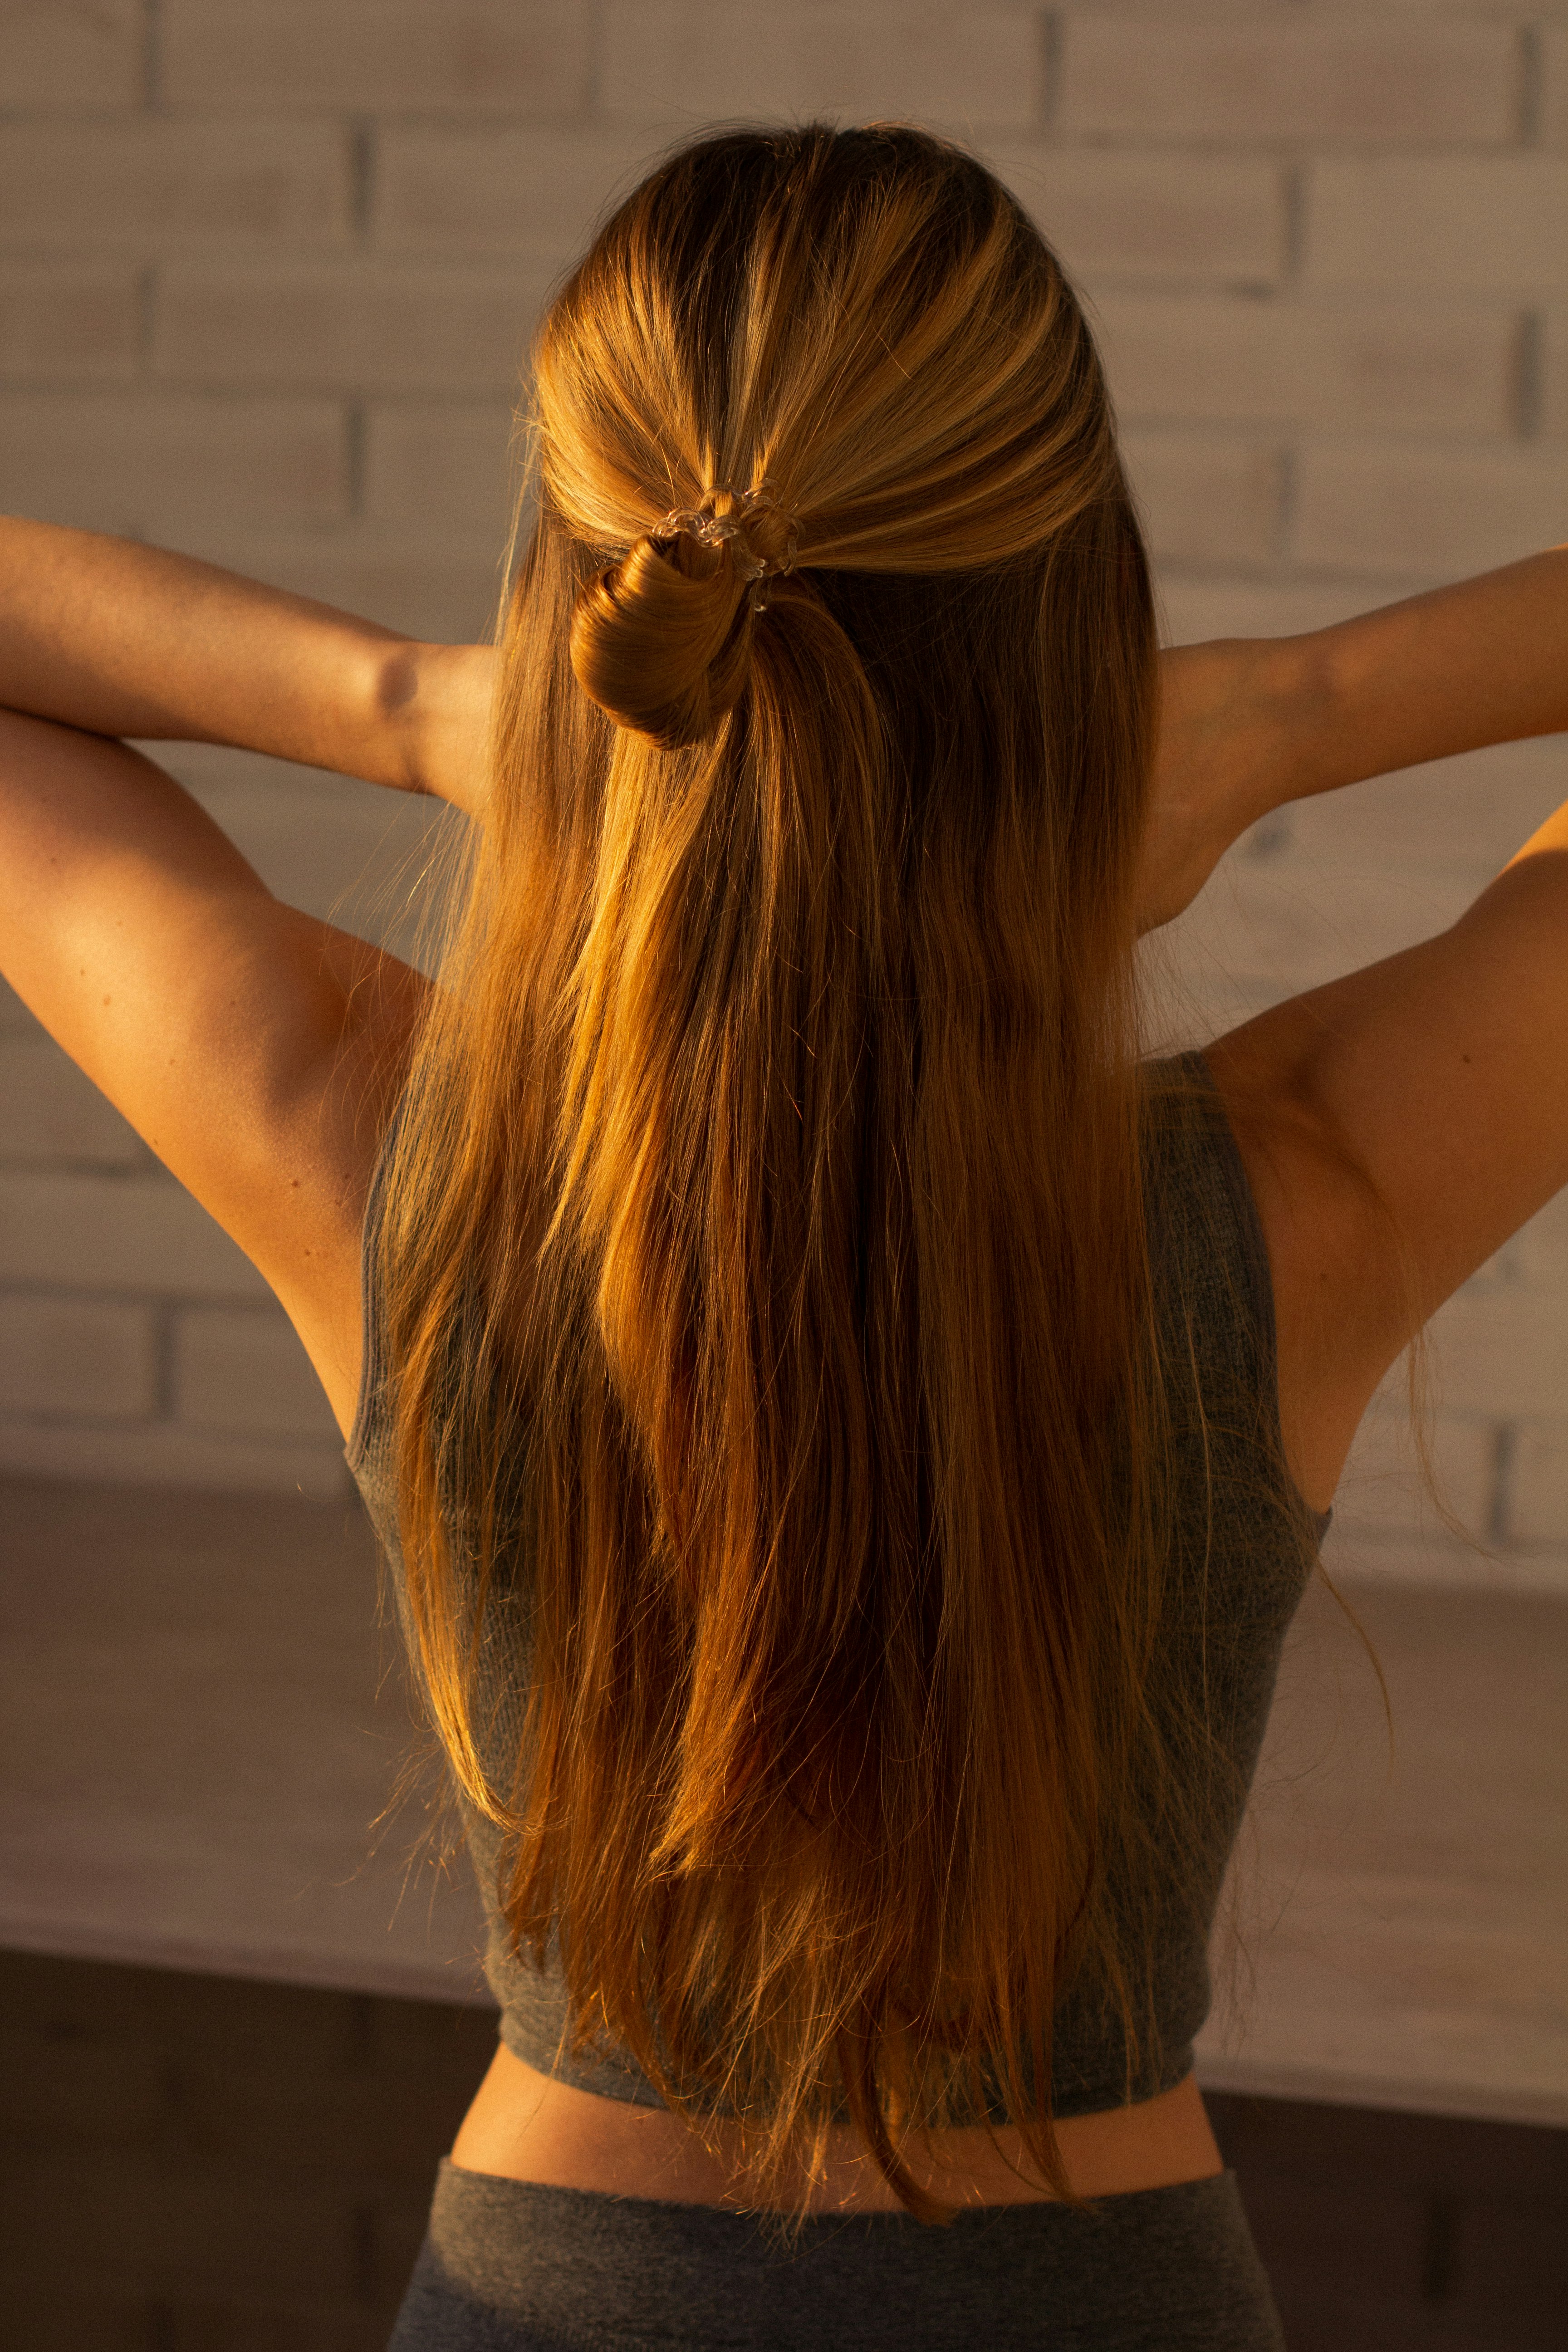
[347,1051,1325,2121]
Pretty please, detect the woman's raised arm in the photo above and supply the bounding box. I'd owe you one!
[1195,550,1568,1515]
[1142,547,1568,931]
[0,514,495,815]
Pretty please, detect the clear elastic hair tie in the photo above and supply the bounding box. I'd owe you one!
[655,483,799,610]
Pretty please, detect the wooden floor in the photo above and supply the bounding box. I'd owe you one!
[1,1949,1563,2352]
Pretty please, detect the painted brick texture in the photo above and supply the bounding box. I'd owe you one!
[1305,158,1568,294]
[0,0,1563,1580]
[155,266,540,393]
[0,267,142,381]
[374,126,656,257]
[598,4,1043,128]
[0,121,354,252]
[0,1296,156,1419]
[1058,17,1522,145]
[174,1306,338,1441]
[986,147,1289,284]
[0,395,349,539]
[0,0,143,108]
[162,0,596,116]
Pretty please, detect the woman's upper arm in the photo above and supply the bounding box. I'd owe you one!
[0,708,424,1426]
[1206,826,1568,1511]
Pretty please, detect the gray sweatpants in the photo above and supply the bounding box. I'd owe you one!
[387,2159,1286,2350]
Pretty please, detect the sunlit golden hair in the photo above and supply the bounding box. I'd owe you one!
[378,123,1182,2223]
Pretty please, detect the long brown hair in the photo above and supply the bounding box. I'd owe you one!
[380,124,1175,2221]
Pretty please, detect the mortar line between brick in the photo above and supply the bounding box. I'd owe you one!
[1038,11,1063,136]
[1487,1422,1518,1547]
[1514,312,1544,440]
[152,1300,179,1420]
[582,0,608,119]
[1419,2190,1462,2305]
[1273,443,1298,570]
[1518,24,1543,147]
[345,399,368,518]
[1280,159,1308,289]
[349,119,377,247]
[142,0,162,113]
[136,263,157,377]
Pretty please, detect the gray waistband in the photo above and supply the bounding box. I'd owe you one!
[395,2159,1285,2351]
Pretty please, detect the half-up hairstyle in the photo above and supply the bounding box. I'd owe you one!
[378,123,1185,2223]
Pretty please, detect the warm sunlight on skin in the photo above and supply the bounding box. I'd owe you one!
[1139,546,1568,933]
[1506,805,1568,873]
[389,640,497,816]
[449,2047,1224,2215]
[0,516,498,815]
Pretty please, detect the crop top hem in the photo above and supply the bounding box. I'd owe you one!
[494,1999,1200,2127]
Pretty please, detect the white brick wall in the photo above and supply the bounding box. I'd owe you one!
[1120,429,1287,568]
[363,402,518,537]
[0,1296,156,1420]
[0,1039,142,1166]
[1294,445,1568,578]
[0,266,142,379]
[153,266,537,393]
[604,3,1042,126]
[173,1305,339,1441]
[0,0,143,108]
[0,1172,268,1295]
[375,125,655,256]
[1092,295,1519,434]
[161,0,595,116]
[1305,157,1568,294]
[987,147,1289,283]
[1545,25,1568,149]
[0,393,349,538]
[1329,1395,1496,1547]
[0,0,1565,1580]
[0,121,354,251]
[1057,17,1521,144]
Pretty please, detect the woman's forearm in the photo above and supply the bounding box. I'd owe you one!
[1291,546,1568,802]
[0,514,489,805]
[1139,549,1568,931]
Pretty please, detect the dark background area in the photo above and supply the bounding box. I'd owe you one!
[2,1948,1563,2351]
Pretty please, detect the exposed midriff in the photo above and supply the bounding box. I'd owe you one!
[448,2044,1224,2214]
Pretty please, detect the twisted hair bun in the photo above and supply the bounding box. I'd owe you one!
[569,531,755,750]
[569,489,800,748]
